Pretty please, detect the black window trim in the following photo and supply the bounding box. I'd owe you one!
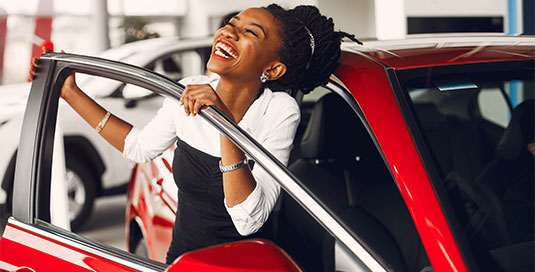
[12,53,388,271]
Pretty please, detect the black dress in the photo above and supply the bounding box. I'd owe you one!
[165,138,246,264]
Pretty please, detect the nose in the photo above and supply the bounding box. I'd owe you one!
[220,25,238,40]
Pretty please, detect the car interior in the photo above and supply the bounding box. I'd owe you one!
[258,87,431,271]
[405,67,534,272]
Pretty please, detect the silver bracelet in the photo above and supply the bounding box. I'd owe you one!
[219,158,248,173]
[95,111,111,134]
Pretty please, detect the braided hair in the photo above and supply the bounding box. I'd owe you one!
[263,4,361,94]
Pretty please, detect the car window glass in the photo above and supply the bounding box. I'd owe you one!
[281,86,430,271]
[150,51,202,82]
[122,50,204,99]
[401,63,534,272]
[478,86,510,127]
[49,75,162,255]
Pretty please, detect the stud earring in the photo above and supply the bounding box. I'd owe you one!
[260,73,269,83]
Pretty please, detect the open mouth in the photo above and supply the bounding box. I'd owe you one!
[214,40,238,59]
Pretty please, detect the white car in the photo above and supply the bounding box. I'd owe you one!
[0,37,212,230]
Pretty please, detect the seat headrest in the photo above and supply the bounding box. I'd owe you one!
[300,93,367,164]
[496,99,534,160]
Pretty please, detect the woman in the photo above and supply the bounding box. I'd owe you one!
[30,4,360,264]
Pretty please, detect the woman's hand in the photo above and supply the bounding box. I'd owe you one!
[28,47,78,100]
[180,84,233,120]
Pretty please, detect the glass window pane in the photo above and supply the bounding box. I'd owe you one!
[400,62,534,272]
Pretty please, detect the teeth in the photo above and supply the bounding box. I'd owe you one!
[214,50,229,58]
[215,42,237,58]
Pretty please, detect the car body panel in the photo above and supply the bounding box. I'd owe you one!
[0,221,137,272]
[346,36,535,69]
[336,51,467,271]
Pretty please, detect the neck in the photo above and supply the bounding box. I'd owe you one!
[215,76,263,122]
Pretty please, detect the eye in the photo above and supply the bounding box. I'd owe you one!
[245,29,258,37]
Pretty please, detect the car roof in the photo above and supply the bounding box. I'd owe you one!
[98,36,213,65]
[342,35,535,69]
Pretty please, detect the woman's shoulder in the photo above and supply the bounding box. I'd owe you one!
[267,90,300,114]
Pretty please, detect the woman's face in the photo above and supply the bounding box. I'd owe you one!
[207,8,283,82]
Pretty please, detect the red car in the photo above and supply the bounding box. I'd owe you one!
[1,35,534,272]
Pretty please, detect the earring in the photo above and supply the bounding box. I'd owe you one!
[260,73,269,83]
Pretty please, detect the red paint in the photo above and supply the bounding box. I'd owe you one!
[170,239,303,272]
[335,51,467,272]
[126,159,174,262]
[161,158,172,172]
[0,224,136,272]
[0,14,6,84]
[361,46,534,69]
[31,17,53,60]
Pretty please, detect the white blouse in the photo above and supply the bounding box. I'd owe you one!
[122,74,300,236]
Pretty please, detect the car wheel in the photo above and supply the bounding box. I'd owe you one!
[134,237,149,258]
[66,156,97,231]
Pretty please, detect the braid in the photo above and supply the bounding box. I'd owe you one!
[264,4,361,94]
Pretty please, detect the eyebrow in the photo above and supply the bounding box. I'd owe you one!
[233,15,266,36]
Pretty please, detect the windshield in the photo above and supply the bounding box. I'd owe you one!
[399,60,534,272]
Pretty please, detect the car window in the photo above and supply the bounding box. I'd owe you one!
[148,50,203,82]
[122,50,205,99]
[281,86,431,271]
[477,86,510,127]
[399,61,534,272]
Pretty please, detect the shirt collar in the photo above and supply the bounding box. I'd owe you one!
[238,87,273,133]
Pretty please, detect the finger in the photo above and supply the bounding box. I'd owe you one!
[180,86,190,105]
[192,97,206,115]
[181,89,191,115]
[187,93,196,116]
[28,65,37,81]
[61,50,65,53]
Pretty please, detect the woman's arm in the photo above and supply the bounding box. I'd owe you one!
[61,74,133,152]
[179,83,257,206]
[220,136,257,207]
[30,54,132,152]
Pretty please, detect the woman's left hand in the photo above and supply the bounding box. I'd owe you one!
[180,84,232,120]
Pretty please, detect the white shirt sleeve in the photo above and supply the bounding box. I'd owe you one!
[122,98,180,163]
[224,94,300,236]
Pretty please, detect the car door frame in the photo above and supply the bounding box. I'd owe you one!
[8,53,388,271]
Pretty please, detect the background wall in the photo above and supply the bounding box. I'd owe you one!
[0,0,530,85]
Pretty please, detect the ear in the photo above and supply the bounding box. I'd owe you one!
[263,61,287,81]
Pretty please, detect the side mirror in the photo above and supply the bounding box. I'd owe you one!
[167,239,303,272]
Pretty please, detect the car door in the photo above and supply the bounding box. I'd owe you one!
[1,51,411,272]
[0,52,305,272]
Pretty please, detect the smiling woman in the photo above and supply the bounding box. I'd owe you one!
[29,3,360,265]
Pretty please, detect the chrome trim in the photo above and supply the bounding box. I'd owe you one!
[41,53,185,102]
[7,217,165,272]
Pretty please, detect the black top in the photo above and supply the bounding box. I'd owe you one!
[165,138,243,263]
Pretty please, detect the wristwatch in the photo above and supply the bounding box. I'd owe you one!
[219,158,248,173]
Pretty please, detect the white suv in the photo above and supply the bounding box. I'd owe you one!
[0,37,212,230]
